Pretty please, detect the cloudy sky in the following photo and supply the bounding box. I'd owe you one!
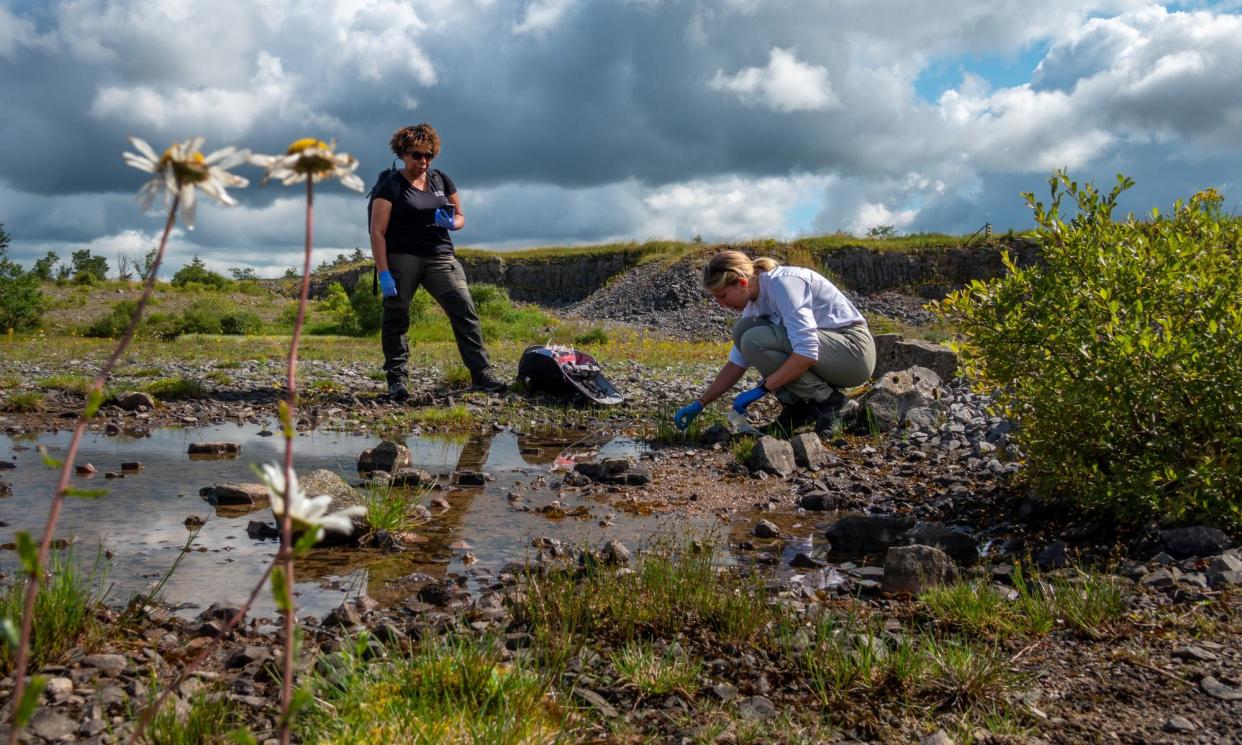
[1,0,1240,277]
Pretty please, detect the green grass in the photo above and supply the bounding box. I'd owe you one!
[141,376,207,401]
[147,691,246,745]
[441,365,472,389]
[365,483,425,534]
[731,436,756,465]
[204,370,233,386]
[0,374,23,389]
[512,538,774,656]
[572,327,609,346]
[610,640,702,696]
[0,551,104,673]
[299,635,561,745]
[118,366,164,378]
[3,391,45,412]
[408,404,474,430]
[918,564,1128,638]
[38,374,94,395]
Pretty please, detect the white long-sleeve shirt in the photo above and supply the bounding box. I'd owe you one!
[727,266,865,368]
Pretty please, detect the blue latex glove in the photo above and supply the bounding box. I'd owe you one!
[434,206,457,230]
[731,382,768,414]
[674,400,703,431]
[379,270,398,298]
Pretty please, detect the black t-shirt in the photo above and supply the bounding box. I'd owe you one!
[374,169,458,256]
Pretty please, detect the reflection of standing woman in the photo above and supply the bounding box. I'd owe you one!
[368,123,507,401]
[674,251,876,435]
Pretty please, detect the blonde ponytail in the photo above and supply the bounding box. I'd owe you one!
[701,251,781,291]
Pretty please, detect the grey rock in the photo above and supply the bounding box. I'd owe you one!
[798,490,844,511]
[1200,676,1242,701]
[753,520,781,539]
[1141,568,1180,589]
[883,544,955,595]
[82,653,128,676]
[44,676,74,703]
[1172,645,1217,662]
[301,469,359,502]
[1209,570,1242,588]
[858,366,943,431]
[453,470,488,486]
[789,432,829,469]
[711,683,737,703]
[1035,541,1070,570]
[872,334,958,381]
[824,514,917,554]
[574,688,618,719]
[27,709,76,741]
[790,553,826,569]
[1208,554,1242,574]
[200,482,268,505]
[747,436,796,478]
[601,539,631,565]
[96,683,128,713]
[1159,526,1231,559]
[323,602,363,628]
[187,441,241,456]
[116,391,157,411]
[902,522,979,566]
[358,441,411,474]
[225,645,270,669]
[0,480,10,496]
[920,730,956,745]
[390,467,433,487]
[1163,716,1196,733]
[737,695,777,721]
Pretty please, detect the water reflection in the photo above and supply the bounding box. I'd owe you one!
[0,424,684,619]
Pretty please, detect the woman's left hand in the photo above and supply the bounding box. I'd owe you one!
[434,207,457,230]
[732,382,768,414]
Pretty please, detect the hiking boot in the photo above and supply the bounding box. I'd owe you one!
[758,400,814,437]
[809,390,851,432]
[470,370,509,394]
[388,381,410,403]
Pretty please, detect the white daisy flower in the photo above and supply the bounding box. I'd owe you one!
[258,462,365,542]
[122,136,249,229]
[250,138,366,192]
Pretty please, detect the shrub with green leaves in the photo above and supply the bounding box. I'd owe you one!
[935,173,1242,528]
[0,239,44,332]
[469,283,511,317]
[171,257,232,290]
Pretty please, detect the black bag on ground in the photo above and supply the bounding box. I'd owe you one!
[518,344,624,405]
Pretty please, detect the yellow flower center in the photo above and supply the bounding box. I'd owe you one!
[159,147,208,185]
[286,137,336,175]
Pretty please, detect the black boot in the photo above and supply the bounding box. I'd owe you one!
[470,369,509,394]
[758,400,814,437]
[810,389,849,432]
[388,379,410,403]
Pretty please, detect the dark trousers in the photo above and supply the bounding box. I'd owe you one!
[381,253,492,386]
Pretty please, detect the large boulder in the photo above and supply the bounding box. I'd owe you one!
[116,391,157,411]
[358,441,411,474]
[574,458,653,485]
[857,366,944,432]
[872,334,958,381]
[188,442,241,456]
[1159,527,1232,559]
[824,514,917,554]
[790,432,829,470]
[901,522,980,566]
[883,544,956,595]
[747,436,796,478]
[200,483,268,505]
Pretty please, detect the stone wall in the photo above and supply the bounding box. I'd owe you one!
[304,239,1039,302]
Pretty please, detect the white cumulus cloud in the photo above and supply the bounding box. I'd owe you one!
[709,47,839,112]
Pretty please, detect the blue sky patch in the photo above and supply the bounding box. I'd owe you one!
[915,43,1050,102]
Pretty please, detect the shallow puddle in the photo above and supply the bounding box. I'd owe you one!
[0,423,707,620]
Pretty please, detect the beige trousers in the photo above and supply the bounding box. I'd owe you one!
[733,317,876,404]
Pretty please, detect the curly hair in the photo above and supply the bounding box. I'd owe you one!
[702,251,780,291]
[389,123,441,158]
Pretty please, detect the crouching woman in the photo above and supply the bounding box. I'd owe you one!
[674,251,875,435]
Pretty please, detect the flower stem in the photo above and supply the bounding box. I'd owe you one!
[7,196,179,745]
[277,176,314,745]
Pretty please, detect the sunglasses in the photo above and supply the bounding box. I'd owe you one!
[408,151,435,161]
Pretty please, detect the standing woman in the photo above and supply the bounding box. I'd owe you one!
[674,251,875,435]
[369,123,507,401]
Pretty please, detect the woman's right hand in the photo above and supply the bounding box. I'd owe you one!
[379,270,398,297]
[674,401,704,431]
